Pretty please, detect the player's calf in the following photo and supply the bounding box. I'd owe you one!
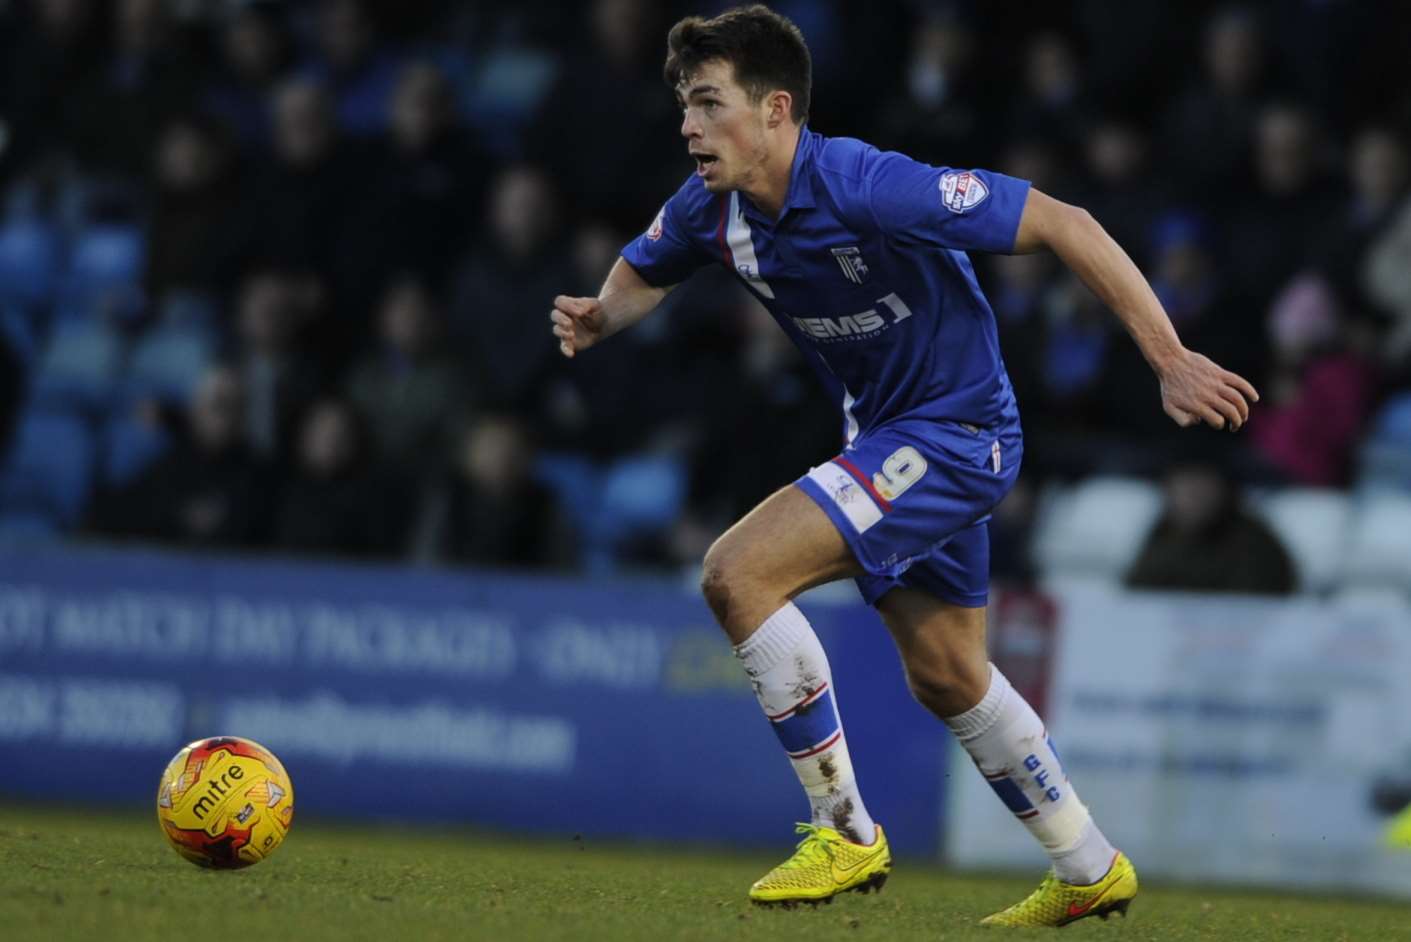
[878,588,992,717]
[948,664,1120,886]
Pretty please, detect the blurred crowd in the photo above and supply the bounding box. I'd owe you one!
[2,0,1411,591]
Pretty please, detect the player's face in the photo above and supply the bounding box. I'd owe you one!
[677,59,770,194]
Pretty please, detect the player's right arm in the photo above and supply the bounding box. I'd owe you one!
[551,258,674,358]
[552,178,711,358]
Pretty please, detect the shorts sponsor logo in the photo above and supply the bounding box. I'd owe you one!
[939,170,990,214]
[806,463,883,534]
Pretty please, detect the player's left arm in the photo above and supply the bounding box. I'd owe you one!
[1011,188,1259,431]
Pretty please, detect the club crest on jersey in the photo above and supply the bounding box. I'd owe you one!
[830,245,869,284]
[939,170,989,214]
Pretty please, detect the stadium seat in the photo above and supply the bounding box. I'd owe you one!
[535,452,686,573]
[1358,392,1411,493]
[1251,488,1351,593]
[468,48,558,153]
[29,320,124,412]
[0,408,95,527]
[0,217,62,307]
[1030,476,1163,581]
[597,455,687,537]
[99,413,170,488]
[1341,492,1411,593]
[157,291,221,332]
[121,324,215,404]
[0,509,61,547]
[60,224,145,321]
[1330,585,1409,609]
[534,453,597,536]
[2,178,43,217]
[0,304,40,368]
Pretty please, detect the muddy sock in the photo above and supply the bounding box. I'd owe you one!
[733,602,878,845]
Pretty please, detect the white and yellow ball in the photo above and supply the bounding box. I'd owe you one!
[156,736,294,869]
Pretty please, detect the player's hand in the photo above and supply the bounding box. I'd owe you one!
[1158,348,1260,431]
[550,295,606,358]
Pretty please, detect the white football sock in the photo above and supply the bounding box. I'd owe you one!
[945,664,1117,884]
[734,602,878,846]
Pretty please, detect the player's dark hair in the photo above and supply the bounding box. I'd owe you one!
[663,4,811,124]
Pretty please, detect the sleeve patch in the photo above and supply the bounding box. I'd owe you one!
[646,204,666,241]
[939,170,990,214]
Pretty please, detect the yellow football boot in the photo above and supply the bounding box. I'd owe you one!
[1386,803,1411,848]
[980,851,1138,928]
[748,823,891,906]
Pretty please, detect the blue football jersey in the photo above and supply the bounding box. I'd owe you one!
[621,127,1031,443]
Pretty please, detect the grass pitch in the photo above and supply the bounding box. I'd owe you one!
[2,805,1406,941]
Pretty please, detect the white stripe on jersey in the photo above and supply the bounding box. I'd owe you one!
[726,192,775,299]
[806,461,883,534]
[842,388,859,445]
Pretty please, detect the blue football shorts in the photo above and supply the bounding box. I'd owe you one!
[794,417,1022,608]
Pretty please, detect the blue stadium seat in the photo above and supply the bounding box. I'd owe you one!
[120,324,216,404]
[2,179,44,217]
[535,452,597,534]
[429,49,480,126]
[1358,392,1411,493]
[157,291,221,332]
[0,510,61,547]
[467,48,558,154]
[0,218,62,307]
[100,413,170,488]
[535,452,686,573]
[30,320,124,412]
[0,304,41,368]
[60,224,145,321]
[0,408,95,527]
[597,455,687,538]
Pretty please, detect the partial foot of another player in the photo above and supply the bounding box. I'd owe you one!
[979,851,1138,928]
[748,823,891,907]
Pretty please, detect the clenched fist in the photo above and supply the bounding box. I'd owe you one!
[549,296,606,358]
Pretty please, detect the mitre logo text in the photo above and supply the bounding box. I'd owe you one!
[192,764,246,820]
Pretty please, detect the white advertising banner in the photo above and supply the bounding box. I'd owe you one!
[947,586,1411,897]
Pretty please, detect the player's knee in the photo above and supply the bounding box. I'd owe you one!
[903,666,956,713]
[699,539,742,624]
[903,658,986,718]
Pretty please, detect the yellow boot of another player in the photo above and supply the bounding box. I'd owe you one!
[980,851,1138,928]
[1386,803,1411,848]
[749,823,891,906]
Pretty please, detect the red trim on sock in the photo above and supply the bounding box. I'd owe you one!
[788,730,842,759]
[1016,809,1040,819]
[766,681,830,721]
